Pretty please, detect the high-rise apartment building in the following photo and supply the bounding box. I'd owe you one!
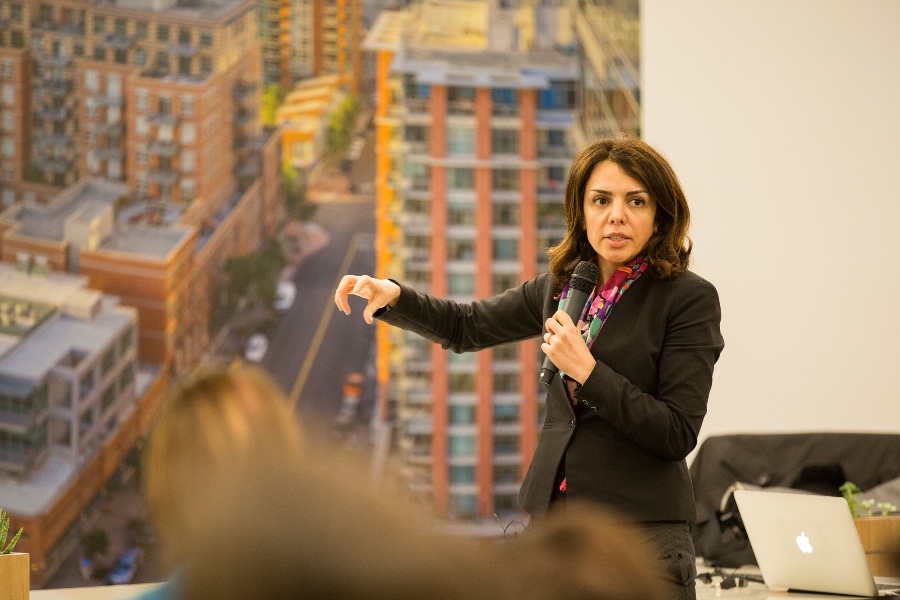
[366,0,581,520]
[259,0,362,92]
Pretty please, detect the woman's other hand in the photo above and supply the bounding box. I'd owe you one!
[334,275,401,325]
[541,311,596,384]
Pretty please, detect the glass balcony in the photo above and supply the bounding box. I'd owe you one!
[147,141,179,157]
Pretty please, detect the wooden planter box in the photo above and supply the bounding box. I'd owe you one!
[0,552,29,600]
[855,516,900,577]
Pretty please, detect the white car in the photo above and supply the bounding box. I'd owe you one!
[106,547,143,585]
[244,334,269,362]
[274,280,296,312]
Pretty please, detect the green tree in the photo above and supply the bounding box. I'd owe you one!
[282,164,318,222]
[260,84,287,127]
[324,95,361,158]
[224,239,286,314]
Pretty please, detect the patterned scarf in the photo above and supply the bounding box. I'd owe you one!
[556,254,648,495]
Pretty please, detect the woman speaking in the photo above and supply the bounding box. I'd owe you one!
[334,137,724,599]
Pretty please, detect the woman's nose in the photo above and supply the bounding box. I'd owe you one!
[608,199,626,223]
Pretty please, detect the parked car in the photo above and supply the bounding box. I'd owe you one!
[244,334,269,362]
[274,280,297,312]
[334,372,365,430]
[106,547,143,585]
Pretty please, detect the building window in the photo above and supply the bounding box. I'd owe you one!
[135,48,147,66]
[156,51,169,72]
[10,4,23,22]
[11,30,24,48]
[539,80,576,110]
[492,168,519,191]
[93,15,105,34]
[447,201,474,226]
[136,145,147,165]
[1,138,14,157]
[449,404,475,425]
[493,238,518,261]
[491,129,519,155]
[84,70,99,92]
[448,238,475,261]
[135,89,148,110]
[493,273,520,295]
[1,163,14,181]
[114,49,127,64]
[493,372,519,393]
[494,435,520,456]
[114,18,127,36]
[178,28,191,44]
[119,362,134,389]
[0,59,12,78]
[448,273,475,296]
[157,24,169,42]
[0,84,12,105]
[492,202,518,226]
[1,189,14,206]
[181,178,195,199]
[74,41,84,57]
[181,150,195,171]
[449,465,476,484]
[447,126,475,155]
[493,403,519,424]
[1,111,13,131]
[181,94,194,116]
[494,464,519,483]
[135,115,148,137]
[449,373,476,393]
[136,172,147,195]
[93,46,105,61]
[491,87,517,109]
[449,435,476,457]
[200,30,212,46]
[85,96,97,118]
[178,56,190,76]
[180,122,196,144]
[447,167,474,190]
[136,21,148,39]
[200,56,212,75]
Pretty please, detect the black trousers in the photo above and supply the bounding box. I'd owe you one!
[637,521,697,600]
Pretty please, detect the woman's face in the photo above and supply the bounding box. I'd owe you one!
[582,160,657,282]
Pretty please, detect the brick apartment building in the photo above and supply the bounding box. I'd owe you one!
[259,0,363,92]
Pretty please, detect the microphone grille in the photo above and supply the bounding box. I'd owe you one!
[570,261,600,294]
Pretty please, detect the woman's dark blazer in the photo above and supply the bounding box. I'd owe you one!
[376,269,724,522]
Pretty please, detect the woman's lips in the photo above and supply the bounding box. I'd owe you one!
[604,235,630,249]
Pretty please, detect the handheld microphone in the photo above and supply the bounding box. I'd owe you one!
[539,261,600,386]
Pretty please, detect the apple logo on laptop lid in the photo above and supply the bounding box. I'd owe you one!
[796,532,813,554]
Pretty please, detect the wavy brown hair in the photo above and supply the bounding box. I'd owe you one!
[548,136,692,292]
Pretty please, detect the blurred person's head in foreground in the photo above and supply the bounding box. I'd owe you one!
[144,363,303,565]
[178,451,506,600]
[497,502,668,600]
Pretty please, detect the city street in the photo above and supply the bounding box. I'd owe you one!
[263,199,376,426]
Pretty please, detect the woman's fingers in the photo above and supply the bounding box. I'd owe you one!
[334,275,359,314]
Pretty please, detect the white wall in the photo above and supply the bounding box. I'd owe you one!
[641,1,900,452]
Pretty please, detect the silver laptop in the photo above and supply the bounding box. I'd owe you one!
[733,489,900,597]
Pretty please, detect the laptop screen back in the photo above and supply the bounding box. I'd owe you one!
[733,490,878,597]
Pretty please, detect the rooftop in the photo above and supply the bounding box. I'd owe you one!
[0,265,134,385]
[1,178,194,261]
[96,0,254,23]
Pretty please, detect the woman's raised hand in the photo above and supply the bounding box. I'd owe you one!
[334,275,401,325]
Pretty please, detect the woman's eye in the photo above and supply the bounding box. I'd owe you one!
[593,196,609,205]
[630,197,646,207]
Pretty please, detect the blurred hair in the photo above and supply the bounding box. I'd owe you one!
[179,452,505,600]
[144,363,303,563]
[548,136,692,292]
[497,502,668,600]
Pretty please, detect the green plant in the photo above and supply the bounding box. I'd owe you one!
[0,508,23,555]
[840,481,898,518]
